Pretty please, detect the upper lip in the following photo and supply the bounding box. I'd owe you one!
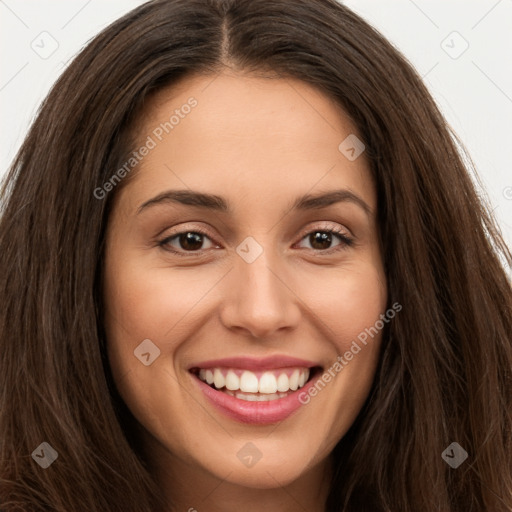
[188,355,320,371]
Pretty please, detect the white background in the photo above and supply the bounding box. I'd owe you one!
[1,0,511,250]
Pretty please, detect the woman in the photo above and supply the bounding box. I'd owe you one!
[1,0,511,510]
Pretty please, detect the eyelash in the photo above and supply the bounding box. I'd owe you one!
[157,224,354,258]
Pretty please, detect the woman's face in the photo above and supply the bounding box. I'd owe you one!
[103,71,387,497]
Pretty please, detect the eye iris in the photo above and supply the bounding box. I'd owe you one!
[310,231,332,250]
[180,232,203,250]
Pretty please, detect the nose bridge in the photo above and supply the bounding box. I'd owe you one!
[219,248,300,338]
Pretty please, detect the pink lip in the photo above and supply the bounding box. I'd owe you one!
[188,355,318,371]
[190,369,320,425]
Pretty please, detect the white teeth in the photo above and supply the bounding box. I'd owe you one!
[276,373,290,392]
[224,390,290,401]
[225,370,240,391]
[289,369,299,391]
[258,372,278,394]
[213,368,225,389]
[240,371,259,393]
[196,367,311,394]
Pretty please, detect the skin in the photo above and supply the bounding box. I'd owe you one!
[103,70,387,512]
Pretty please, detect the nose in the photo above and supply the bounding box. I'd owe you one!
[219,253,301,339]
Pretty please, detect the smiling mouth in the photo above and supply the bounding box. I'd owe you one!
[190,366,320,402]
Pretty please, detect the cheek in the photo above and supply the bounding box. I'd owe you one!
[298,261,387,349]
[293,262,386,422]
[102,255,195,437]
[103,255,218,358]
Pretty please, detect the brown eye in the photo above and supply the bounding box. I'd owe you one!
[309,231,334,250]
[178,232,204,251]
[159,231,217,253]
[296,229,353,252]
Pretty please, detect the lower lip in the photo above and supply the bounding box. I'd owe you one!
[192,372,318,424]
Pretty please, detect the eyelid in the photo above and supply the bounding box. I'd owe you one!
[295,221,352,241]
[157,221,354,256]
[293,221,355,253]
[156,224,221,257]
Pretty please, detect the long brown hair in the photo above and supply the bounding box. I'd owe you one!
[1,0,511,510]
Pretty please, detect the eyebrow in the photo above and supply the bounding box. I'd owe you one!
[137,188,372,216]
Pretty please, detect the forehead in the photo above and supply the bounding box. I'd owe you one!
[139,70,359,152]
[121,71,374,212]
